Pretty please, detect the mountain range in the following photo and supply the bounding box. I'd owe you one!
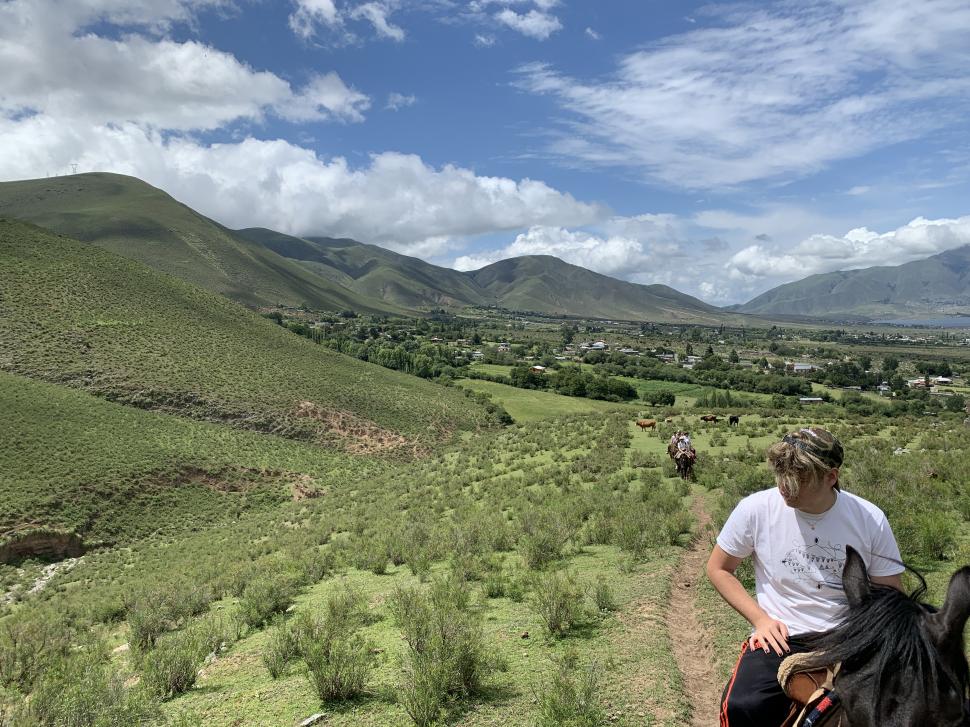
[1,172,967,322]
[734,245,970,319]
[0,173,736,324]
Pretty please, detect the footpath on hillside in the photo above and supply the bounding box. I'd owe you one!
[667,493,722,727]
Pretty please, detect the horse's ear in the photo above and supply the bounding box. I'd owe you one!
[843,545,871,608]
[929,566,970,648]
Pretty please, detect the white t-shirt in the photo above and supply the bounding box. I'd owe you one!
[717,488,904,636]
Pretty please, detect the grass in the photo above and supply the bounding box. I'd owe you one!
[0,173,400,314]
[0,218,491,453]
[456,378,637,421]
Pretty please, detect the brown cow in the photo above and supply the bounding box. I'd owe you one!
[700,414,719,424]
[636,419,657,431]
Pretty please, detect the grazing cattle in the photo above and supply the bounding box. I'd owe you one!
[700,414,719,424]
[636,419,657,431]
[664,417,674,423]
[728,414,740,427]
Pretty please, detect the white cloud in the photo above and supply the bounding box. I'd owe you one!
[474,33,496,47]
[289,0,403,42]
[495,8,561,39]
[846,185,871,196]
[385,92,417,111]
[349,2,404,41]
[727,216,970,283]
[465,0,561,40]
[0,117,605,249]
[453,216,684,278]
[515,0,970,188]
[0,0,369,130]
[585,27,600,40]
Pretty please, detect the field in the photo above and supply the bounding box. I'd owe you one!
[2,220,969,726]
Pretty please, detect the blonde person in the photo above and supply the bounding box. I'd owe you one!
[707,427,903,726]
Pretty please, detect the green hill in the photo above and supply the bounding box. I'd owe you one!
[0,370,383,549]
[0,218,490,454]
[236,227,489,309]
[734,245,970,319]
[0,173,396,314]
[1,172,751,323]
[470,255,733,323]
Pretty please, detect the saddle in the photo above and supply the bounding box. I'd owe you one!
[778,653,843,727]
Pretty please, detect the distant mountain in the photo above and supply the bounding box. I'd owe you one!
[734,246,970,319]
[0,173,400,314]
[1,172,749,323]
[470,255,732,324]
[245,232,738,323]
[236,227,488,309]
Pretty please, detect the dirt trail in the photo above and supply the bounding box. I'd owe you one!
[667,495,721,727]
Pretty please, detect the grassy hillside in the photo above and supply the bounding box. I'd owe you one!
[0,173,395,313]
[735,245,970,318]
[0,218,490,453]
[237,228,489,309]
[0,370,383,548]
[471,255,739,323]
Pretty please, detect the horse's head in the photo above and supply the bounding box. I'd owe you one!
[817,547,970,726]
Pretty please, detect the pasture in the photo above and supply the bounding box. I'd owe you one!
[3,359,969,725]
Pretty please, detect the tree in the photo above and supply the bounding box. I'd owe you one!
[685,343,694,356]
[882,356,899,372]
[705,344,715,356]
[729,349,740,364]
[858,355,872,371]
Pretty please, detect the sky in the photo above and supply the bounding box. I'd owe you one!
[2,0,970,305]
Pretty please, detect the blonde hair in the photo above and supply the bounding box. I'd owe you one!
[766,427,843,498]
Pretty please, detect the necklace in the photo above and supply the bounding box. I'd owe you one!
[795,493,839,530]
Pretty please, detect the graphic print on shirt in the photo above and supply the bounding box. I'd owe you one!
[780,540,845,590]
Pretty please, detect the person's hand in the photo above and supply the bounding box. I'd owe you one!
[750,616,790,656]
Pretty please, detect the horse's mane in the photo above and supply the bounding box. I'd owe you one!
[798,575,970,709]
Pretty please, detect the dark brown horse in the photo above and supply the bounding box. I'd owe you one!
[793,547,970,726]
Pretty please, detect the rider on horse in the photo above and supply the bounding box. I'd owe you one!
[706,427,904,726]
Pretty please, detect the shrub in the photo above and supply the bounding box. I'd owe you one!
[0,610,72,692]
[518,508,577,570]
[30,644,158,726]
[530,571,587,638]
[390,577,491,726]
[303,634,373,702]
[482,570,508,599]
[534,649,605,727]
[263,619,299,679]
[591,577,617,612]
[296,585,376,703]
[141,627,210,699]
[239,574,296,629]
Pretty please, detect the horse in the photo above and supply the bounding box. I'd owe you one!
[674,452,694,480]
[700,414,719,424]
[636,418,657,431]
[785,546,970,726]
[729,414,740,427]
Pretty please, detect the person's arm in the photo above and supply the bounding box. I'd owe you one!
[706,544,790,655]
[870,573,903,591]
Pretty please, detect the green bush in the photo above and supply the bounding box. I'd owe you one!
[262,619,299,680]
[534,649,605,727]
[591,577,617,612]
[390,577,491,726]
[141,628,210,699]
[530,571,587,638]
[31,641,158,725]
[239,574,296,629]
[303,634,373,702]
[0,610,72,692]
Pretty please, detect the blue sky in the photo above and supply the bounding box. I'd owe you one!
[2,0,970,304]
